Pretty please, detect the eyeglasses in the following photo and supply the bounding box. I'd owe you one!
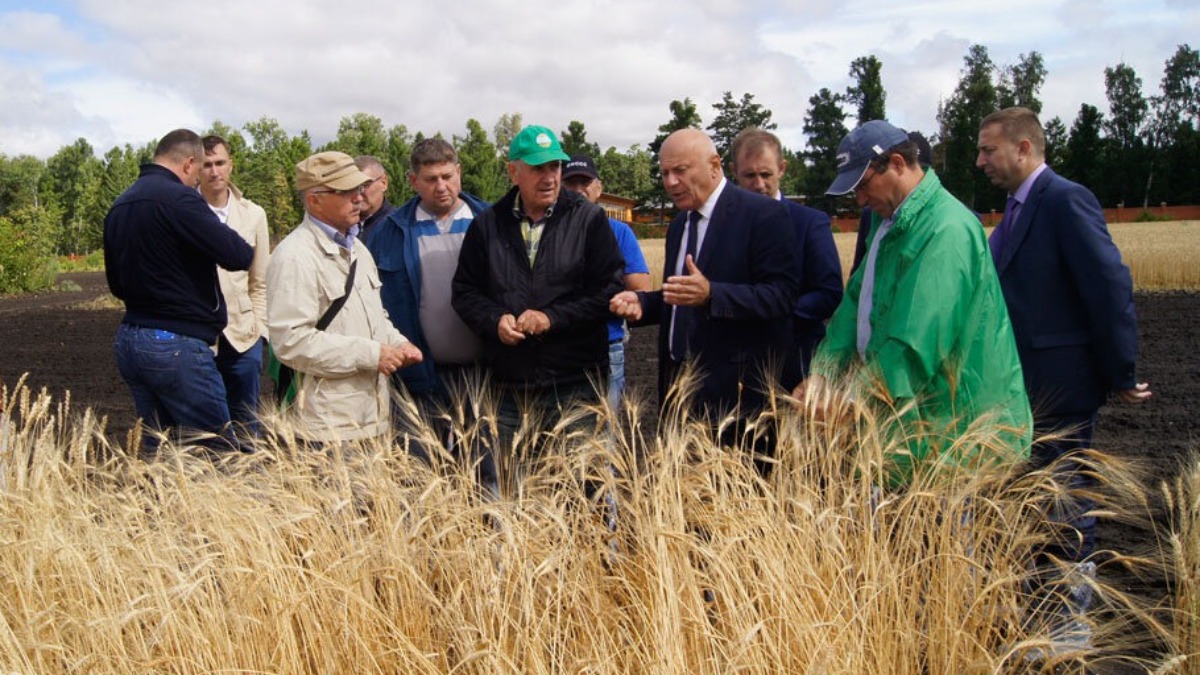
[312,184,367,197]
[853,166,883,193]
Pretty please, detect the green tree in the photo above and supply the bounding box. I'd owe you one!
[383,124,416,205]
[86,144,142,241]
[240,117,311,239]
[1043,116,1068,170]
[779,146,809,198]
[560,120,601,158]
[0,153,46,215]
[327,113,387,157]
[845,55,887,124]
[43,137,102,254]
[996,51,1047,114]
[937,44,999,210]
[595,144,655,207]
[1062,104,1105,197]
[802,87,848,210]
[1103,62,1149,206]
[0,203,61,292]
[456,118,508,202]
[1148,44,1200,204]
[493,112,524,160]
[706,91,775,165]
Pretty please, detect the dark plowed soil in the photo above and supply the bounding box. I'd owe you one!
[0,272,1196,671]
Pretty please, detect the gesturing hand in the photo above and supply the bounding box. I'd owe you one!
[662,256,710,307]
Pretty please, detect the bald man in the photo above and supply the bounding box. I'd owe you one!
[611,129,800,457]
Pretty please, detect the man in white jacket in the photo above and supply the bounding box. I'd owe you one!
[267,151,422,443]
[200,134,271,438]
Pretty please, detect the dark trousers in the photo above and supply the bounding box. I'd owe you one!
[1031,412,1098,563]
[215,335,264,438]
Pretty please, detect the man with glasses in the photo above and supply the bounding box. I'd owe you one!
[797,120,1031,485]
[267,151,423,444]
[354,155,393,240]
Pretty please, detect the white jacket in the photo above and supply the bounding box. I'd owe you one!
[217,184,270,352]
[267,216,405,442]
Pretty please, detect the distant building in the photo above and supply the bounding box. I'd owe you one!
[597,193,636,223]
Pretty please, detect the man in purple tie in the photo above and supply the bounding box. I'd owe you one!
[977,106,1151,650]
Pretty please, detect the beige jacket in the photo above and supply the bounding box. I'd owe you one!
[266,217,406,442]
[216,185,270,351]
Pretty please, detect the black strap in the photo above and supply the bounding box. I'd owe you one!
[276,259,358,401]
[317,259,358,330]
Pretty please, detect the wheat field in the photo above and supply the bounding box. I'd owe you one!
[0,370,1179,673]
[640,221,1200,291]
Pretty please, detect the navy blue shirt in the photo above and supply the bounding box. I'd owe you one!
[104,163,253,343]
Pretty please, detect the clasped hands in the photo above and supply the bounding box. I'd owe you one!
[497,309,552,346]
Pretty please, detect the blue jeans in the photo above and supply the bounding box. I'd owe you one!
[215,335,264,437]
[114,323,233,454]
[607,340,625,411]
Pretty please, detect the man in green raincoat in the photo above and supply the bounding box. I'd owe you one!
[798,120,1031,485]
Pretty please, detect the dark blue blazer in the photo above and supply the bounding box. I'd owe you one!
[993,167,1138,418]
[638,184,801,416]
[781,199,843,387]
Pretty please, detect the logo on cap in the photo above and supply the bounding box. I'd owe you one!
[536,133,552,148]
[836,152,850,169]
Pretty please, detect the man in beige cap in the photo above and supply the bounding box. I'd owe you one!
[266,150,423,443]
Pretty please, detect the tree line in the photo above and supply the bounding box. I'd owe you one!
[0,42,1196,289]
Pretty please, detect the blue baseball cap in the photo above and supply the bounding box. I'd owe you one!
[826,120,909,196]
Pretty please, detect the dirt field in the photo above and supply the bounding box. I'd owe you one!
[1,271,1197,664]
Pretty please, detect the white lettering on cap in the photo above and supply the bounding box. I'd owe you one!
[536,133,552,148]
[872,144,884,155]
[836,152,850,169]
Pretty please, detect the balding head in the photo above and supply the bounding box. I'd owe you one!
[659,129,723,211]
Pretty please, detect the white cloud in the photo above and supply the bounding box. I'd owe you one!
[0,0,1196,159]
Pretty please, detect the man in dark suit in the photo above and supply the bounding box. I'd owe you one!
[729,128,843,387]
[978,106,1151,642]
[609,128,800,441]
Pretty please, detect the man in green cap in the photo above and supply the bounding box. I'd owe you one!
[452,125,624,494]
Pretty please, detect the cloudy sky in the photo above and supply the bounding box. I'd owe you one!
[1,0,1196,159]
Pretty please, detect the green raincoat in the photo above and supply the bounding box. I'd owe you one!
[814,170,1032,484]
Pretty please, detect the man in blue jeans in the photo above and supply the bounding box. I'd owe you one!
[104,129,254,455]
[560,153,651,410]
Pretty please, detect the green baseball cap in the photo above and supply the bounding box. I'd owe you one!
[508,125,570,165]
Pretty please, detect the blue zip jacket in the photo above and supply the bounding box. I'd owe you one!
[366,192,491,397]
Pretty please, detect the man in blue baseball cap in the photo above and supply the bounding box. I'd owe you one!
[798,119,1032,486]
[452,125,624,495]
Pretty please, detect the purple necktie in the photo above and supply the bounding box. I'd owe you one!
[990,196,1018,266]
[671,210,703,361]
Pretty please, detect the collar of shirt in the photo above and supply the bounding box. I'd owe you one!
[1011,162,1049,207]
[201,188,231,224]
[512,192,555,224]
[309,214,359,250]
[674,178,727,275]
